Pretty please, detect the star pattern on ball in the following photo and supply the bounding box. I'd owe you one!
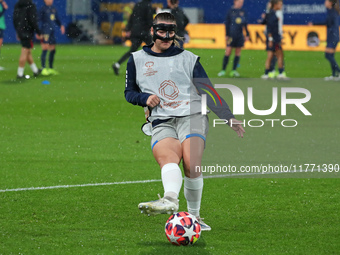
[181,222,196,239]
[165,212,201,246]
[167,228,181,243]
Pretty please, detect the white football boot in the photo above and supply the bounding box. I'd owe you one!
[261,74,269,80]
[197,217,211,231]
[324,75,340,81]
[138,194,179,216]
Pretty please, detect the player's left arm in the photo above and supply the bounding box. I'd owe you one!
[55,8,65,34]
[243,11,250,41]
[192,59,245,138]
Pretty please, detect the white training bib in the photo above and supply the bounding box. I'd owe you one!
[132,49,202,120]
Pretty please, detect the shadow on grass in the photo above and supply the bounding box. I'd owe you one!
[137,236,210,255]
[0,79,27,85]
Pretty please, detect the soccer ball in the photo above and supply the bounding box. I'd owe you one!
[165,212,201,246]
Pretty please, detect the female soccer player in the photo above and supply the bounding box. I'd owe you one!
[259,0,283,79]
[39,0,65,76]
[323,0,340,80]
[125,12,245,231]
[261,0,288,80]
[218,0,249,78]
[0,0,8,71]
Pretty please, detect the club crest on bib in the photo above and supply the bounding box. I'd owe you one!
[143,61,158,76]
[159,80,179,100]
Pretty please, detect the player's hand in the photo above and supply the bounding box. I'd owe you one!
[308,22,313,26]
[36,34,42,40]
[229,118,245,138]
[146,95,160,108]
[125,31,131,38]
[60,25,65,35]
[245,36,249,42]
[2,1,8,9]
[268,41,273,48]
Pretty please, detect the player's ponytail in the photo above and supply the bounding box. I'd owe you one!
[270,0,281,9]
[153,12,183,47]
[331,0,340,14]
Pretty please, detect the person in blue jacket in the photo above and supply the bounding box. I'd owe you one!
[218,0,249,78]
[39,0,65,76]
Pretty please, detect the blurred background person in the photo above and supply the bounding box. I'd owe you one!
[258,0,281,78]
[165,0,189,49]
[13,0,42,79]
[0,0,8,71]
[39,0,65,76]
[112,0,153,75]
[261,0,288,80]
[217,0,249,78]
[310,0,340,80]
[323,0,340,80]
[122,2,134,46]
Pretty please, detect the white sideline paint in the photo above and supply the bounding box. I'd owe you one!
[0,170,314,193]
[0,179,161,193]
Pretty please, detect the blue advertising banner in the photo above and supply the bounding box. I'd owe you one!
[183,0,327,24]
[93,0,329,27]
[1,0,331,44]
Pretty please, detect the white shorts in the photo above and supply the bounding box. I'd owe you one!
[151,114,209,150]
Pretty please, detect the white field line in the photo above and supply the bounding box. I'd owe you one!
[0,170,317,193]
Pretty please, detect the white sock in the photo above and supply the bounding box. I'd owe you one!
[17,67,24,76]
[30,63,38,73]
[161,163,182,201]
[184,175,203,217]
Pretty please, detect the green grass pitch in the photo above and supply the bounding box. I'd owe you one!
[0,44,339,254]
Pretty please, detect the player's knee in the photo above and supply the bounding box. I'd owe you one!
[155,154,181,168]
[183,158,202,177]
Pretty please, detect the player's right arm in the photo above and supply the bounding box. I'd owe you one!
[266,12,274,46]
[124,56,154,107]
[225,10,231,41]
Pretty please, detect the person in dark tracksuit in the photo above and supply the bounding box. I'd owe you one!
[13,0,42,79]
[323,0,340,80]
[166,0,189,49]
[112,0,153,75]
[261,0,288,80]
[218,0,249,78]
[39,0,65,76]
